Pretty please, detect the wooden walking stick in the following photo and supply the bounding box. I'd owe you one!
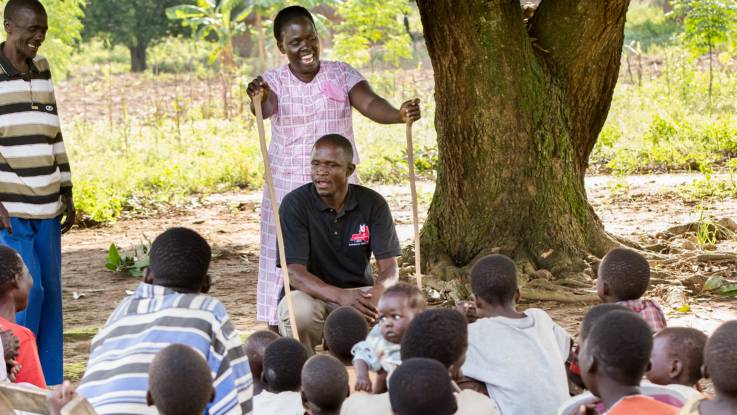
[253,92,299,341]
[405,119,423,291]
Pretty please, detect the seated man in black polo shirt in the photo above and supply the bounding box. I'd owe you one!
[277,134,400,353]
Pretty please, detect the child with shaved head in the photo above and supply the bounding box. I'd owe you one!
[146,344,214,415]
[302,355,350,415]
[246,330,280,395]
[647,327,707,389]
[679,320,737,415]
[255,337,308,415]
[597,248,667,332]
[568,311,678,414]
[461,254,572,415]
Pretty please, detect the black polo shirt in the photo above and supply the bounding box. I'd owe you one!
[279,183,401,288]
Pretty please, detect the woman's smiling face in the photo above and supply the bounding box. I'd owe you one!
[278,17,320,79]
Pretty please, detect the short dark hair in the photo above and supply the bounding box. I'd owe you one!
[149,228,211,292]
[273,5,315,42]
[580,304,631,341]
[401,309,467,368]
[389,358,458,415]
[148,344,213,415]
[585,310,653,385]
[381,283,426,311]
[3,0,46,21]
[0,246,23,294]
[656,327,707,385]
[301,355,349,412]
[262,337,308,392]
[470,254,518,305]
[598,248,651,300]
[313,134,354,164]
[323,306,368,363]
[245,330,280,379]
[704,320,737,396]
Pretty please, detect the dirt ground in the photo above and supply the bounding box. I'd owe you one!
[61,173,737,379]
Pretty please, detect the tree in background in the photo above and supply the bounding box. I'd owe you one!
[83,0,190,72]
[166,0,249,69]
[333,0,412,70]
[671,0,737,102]
[415,1,631,298]
[0,0,85,77]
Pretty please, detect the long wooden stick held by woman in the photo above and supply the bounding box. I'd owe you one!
[252,92,300,341]
[405,119,423,291]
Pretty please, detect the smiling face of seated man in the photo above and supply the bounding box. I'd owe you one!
[310,134,355,206]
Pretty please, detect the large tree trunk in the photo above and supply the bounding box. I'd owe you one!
[415,0,630,283]
[129,41,148,72]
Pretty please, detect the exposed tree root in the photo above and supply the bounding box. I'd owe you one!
[400,216,737,306]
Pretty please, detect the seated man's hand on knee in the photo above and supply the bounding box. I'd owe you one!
[335,288,378,323]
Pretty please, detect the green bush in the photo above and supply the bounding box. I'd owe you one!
[624,5,680,50]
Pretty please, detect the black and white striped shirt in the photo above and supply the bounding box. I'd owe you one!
[0,44,72,219]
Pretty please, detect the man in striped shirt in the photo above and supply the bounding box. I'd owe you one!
[77,228,253,414]
[0,0,74,385]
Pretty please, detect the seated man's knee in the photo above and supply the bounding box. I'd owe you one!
[280,291,320,329]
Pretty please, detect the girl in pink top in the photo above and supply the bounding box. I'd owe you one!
[248,6,420,327]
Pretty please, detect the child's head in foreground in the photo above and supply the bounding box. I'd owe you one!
[146,344,214,415]
[246,330,280,392]
[0,245,32,312]
[323,306,368,364]
[378,283,426,344]
[702,320,737,401]
[470,254,519,309]
[389,358,458,415]
[579,310,652,397]
[146,227,212,293]
[579,303,631,343]
[301,355,349,415]
[262,337,308,393]
[400,308,468,380]
[646,327,707,388]
[597,248,650,303]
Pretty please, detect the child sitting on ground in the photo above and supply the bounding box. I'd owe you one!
[323,306,369,364]
[302,355,350,415]
[390,358,458,415]
[246,330,280,395]
[146,344,214,415]
[566,310,678,415]
[461,254,572,415]
[352,283,425,393]
[559,306,693,413]
[255,337,308,415]
[0,245,45,388]
[679,320,737,415]
[597,247,667,332]
[567,303,631,389]
[646,327,707,391]
[341,308,498,415]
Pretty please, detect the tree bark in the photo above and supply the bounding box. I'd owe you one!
[129,41,148,72]
[416,0,630,277]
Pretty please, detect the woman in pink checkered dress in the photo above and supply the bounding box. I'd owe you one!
[247,5,420,328]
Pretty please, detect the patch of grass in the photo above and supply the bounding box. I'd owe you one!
[64,326,99,342]
[64,362,87,383]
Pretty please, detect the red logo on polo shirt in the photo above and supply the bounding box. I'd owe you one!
[349,224,370,246]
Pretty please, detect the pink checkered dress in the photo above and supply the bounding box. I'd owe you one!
[257,61,365,324]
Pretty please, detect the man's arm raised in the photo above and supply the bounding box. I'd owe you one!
[287,264,378,323]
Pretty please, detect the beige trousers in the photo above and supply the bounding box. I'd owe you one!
[277,290,338,354]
